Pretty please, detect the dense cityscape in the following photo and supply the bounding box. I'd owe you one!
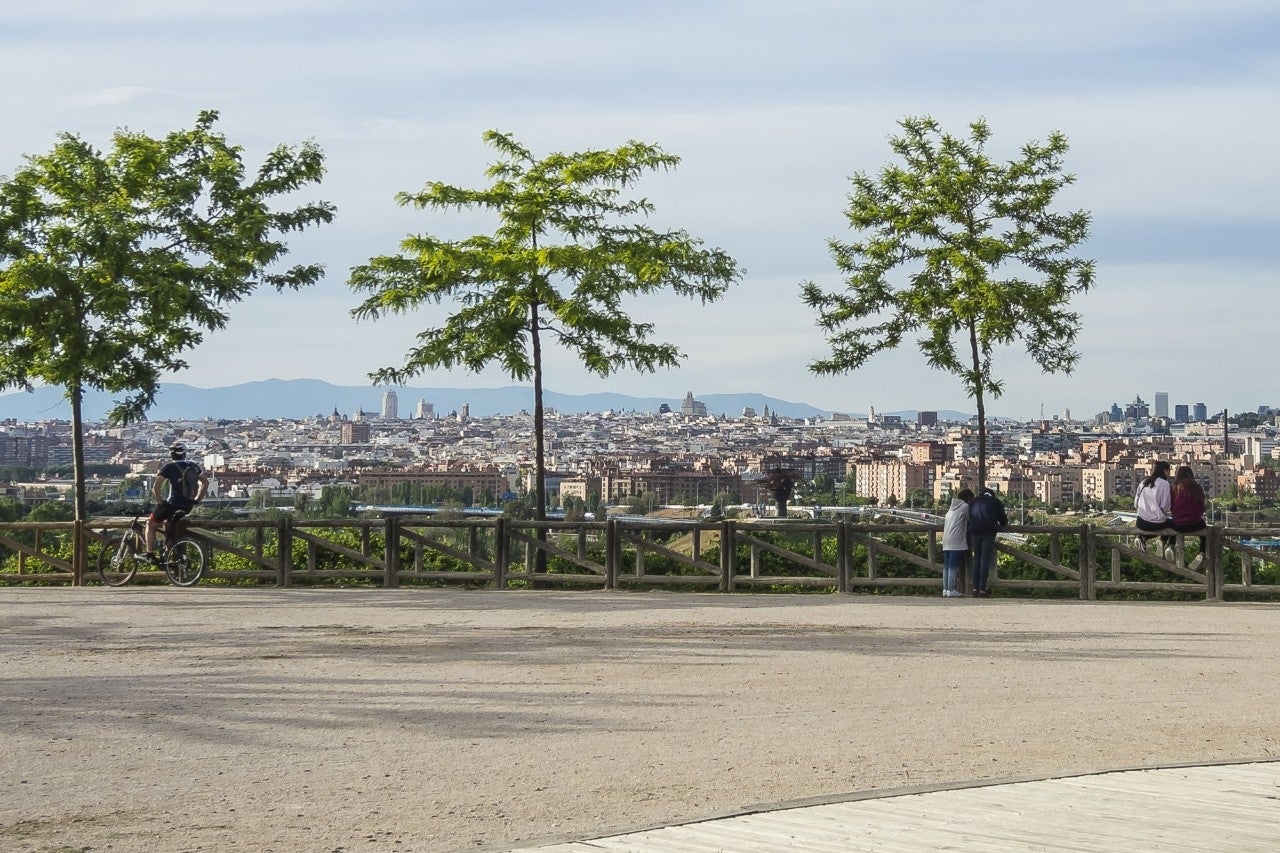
[2,388,1278,518]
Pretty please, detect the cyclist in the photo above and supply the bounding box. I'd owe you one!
[145,441,209,562]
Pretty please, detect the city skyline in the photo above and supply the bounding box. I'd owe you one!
[0,376,1269,425]
[2,2,1278,420]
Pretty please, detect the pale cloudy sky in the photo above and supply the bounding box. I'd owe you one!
[2,1,1277,419]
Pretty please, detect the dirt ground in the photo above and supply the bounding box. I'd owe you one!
[3,588,1278,853]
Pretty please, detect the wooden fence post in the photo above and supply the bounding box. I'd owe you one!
[1206,525,1223,602]
[278,516,292,587]
[721,520,736,592]
[1079,523,1094,600]
[494,517,508,589]
[717,520,730,592]
[837,520,850,594]
[73,520,85,587]
[605,519,618,590]
[383,515,399,588]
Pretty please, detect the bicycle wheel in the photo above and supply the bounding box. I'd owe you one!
[163,539,205,587]
[97,534,142,586]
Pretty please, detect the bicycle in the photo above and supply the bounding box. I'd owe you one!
[96,509,205,587]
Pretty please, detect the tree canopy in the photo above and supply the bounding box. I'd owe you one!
[349,130,742,525]
[802,116,1094,486]
[0,111,335,525]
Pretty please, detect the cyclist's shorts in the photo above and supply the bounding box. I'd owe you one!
[150,500,190,524]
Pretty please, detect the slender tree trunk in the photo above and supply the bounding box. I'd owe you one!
[529,298,548,574]
[70,382,88,522]
[69,381,88,585]
[967,318,987,489]
[529,314,546,522]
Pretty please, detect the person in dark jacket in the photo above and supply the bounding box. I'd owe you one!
[967,487,1008,597]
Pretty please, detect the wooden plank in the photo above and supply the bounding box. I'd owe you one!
[509,762,1280,852]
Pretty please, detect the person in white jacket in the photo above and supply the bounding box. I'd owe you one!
[1133,460,1173,554]
[941,488,974,597]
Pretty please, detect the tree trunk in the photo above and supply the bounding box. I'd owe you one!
[530,303,546,522]
[967,318,988,489]
[529,299,548,574]
[70,382,88,522]
[69,381,88,585]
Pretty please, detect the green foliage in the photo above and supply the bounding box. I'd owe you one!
[0,465,38,482]
[562,495,587,522]
[0,502,74,575]
[0,111,335,520]
[502,498,534,519]
[625,491,658,515]
[0,497,25,522]
[25,502,74,522]
[0,110,335,425]
[349,130,742,520]
[316,486,355,518]
[803,116,1094,486]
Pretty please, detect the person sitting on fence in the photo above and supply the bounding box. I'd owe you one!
[1170,465,1208,570]
[941,488,974,598]
[145,442,209,561]
[1133,460,1173,554]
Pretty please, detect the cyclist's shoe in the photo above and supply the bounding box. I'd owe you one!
[144,552,159,565]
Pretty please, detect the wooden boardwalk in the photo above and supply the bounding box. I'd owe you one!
[512,761,1280,852]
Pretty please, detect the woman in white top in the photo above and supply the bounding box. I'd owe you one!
[1133,460,1173,552]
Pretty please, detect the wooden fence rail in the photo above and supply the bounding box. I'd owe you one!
[2,516,1278,601]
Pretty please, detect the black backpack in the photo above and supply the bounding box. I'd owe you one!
[178,462,201,500]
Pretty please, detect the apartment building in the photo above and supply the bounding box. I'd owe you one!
[852,458,934,504]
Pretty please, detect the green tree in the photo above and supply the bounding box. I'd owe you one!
[626,492,658,516]
[0,111,335,524]
[502,497,534,520]
[905,487,933,509]
[318,486,354,518]
[26,501,74,522]
[348,131,742,534]
[562,495,586,522]
[802,116,1094,486]
[0,497,25,521]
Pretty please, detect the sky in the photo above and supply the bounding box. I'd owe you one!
[2,0,1278,421]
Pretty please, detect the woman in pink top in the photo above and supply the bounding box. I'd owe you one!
[1170,465,1208,569]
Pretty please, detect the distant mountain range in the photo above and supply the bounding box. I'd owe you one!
[0,378,972,423]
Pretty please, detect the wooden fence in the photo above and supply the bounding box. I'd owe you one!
[2,516,1279,601]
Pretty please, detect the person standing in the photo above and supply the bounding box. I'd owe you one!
[968,487,1008,597]
[1133,460,1173,554]
[1170,465,1208,570]
[941,488,974,597]
[145,442,209,561]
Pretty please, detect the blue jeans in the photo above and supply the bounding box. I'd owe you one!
[943,549,965,593]
[969,532,997,592]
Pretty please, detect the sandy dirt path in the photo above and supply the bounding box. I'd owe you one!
[3,588,1278,852]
